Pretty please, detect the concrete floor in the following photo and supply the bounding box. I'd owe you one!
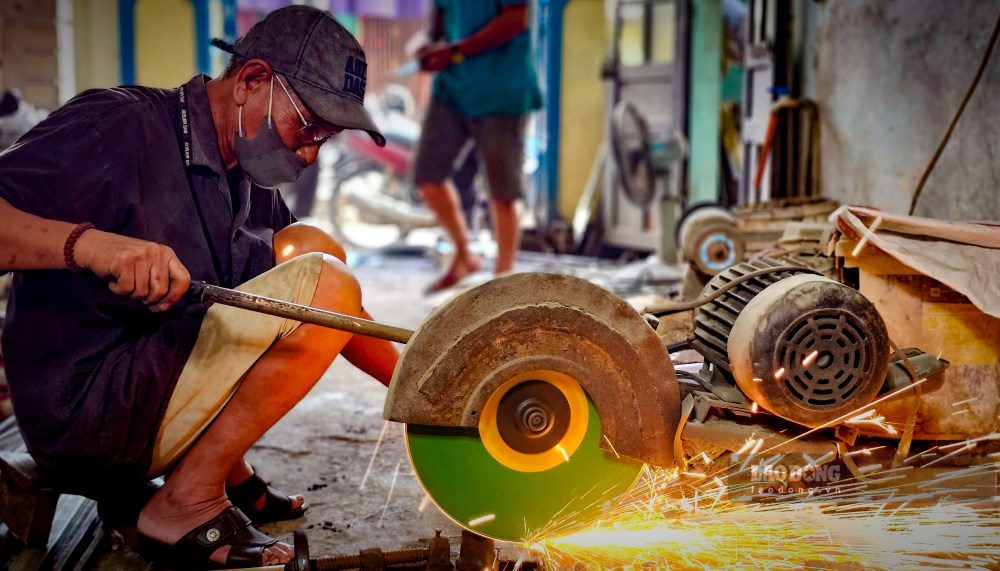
[89,254,464,568]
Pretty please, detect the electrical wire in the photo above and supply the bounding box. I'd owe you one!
[644,265,822,317]
[907,7,1000,216]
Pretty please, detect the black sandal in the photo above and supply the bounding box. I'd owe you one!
[138,506,280,569]
[226,469,308,524]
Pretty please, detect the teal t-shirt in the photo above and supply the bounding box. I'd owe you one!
[432,0,544,117]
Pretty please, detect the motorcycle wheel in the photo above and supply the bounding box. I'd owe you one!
[330,161,428,252]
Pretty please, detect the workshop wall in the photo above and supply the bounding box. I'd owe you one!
[135,0,196,87]
[73,0,119,92]
[557,0,606,221]
[0,0,59,109]
[805,0,1000,221]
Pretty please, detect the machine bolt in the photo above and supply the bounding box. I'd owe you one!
[286,530,450,571]
[455,530,495,571]
[312,547,430,571]
[517,399,551,436]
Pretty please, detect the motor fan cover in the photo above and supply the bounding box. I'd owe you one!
[727,274,890,427]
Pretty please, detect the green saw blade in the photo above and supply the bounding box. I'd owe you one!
[406,397,644,542]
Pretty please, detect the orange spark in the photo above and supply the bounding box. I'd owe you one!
[851,214,883,256]
[802,350,820,366]
[469,514,496,527]
[556,444,570,463]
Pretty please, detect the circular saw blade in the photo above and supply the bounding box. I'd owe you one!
[407,391,643,542]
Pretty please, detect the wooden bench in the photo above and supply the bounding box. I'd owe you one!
[0,451,60,547]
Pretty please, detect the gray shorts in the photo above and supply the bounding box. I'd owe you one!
[412,97,526,202]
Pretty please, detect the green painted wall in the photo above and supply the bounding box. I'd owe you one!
[687,0,722,205]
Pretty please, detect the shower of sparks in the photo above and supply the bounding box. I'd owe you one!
[856,462,883,474]
[281,244,295,257]
[750,402,759,414]
[851,214,883,256]
[418,493,431,513]
[802,350,819,367]
[527,430,1000,571]
[377,461,401,528]
[734,436,758,457]
[843,446,883,458]
[774,367,786,380]
[845,410,898,435]
[602,434,622,459]
[360,420,391,491]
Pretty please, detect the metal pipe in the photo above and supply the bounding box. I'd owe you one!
[188,281,415,344]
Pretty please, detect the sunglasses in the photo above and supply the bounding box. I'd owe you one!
[294,122,339,147]
[276,75,340,147]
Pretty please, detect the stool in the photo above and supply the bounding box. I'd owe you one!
[0,451,59,547]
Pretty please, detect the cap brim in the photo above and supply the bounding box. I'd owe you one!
[287,77,385,147]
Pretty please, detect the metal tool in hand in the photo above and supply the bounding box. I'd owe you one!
[187,280,414,344]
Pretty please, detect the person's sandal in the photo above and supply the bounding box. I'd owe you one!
[137,506,280,569]
[226,469,308,524]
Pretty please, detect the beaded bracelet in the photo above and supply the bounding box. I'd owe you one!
[64,222,95,272]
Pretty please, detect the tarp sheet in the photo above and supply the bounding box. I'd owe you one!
[833,205,1000,318]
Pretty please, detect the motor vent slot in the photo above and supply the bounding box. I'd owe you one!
[776,310,879,409]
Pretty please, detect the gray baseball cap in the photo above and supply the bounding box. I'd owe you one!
[215,5,385,146]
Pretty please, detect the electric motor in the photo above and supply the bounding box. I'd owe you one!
[677,206,745,277]
[692,260,890,428]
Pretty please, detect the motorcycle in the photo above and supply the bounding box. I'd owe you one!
[290,85,483,252]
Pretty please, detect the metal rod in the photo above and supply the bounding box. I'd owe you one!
[188,280,414,344]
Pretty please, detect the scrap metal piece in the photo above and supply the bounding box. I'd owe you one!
[386,272,681,468]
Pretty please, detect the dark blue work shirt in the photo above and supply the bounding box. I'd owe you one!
[0,75,293,486]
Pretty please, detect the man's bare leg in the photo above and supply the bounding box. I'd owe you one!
[490,198,519,275]
[420,181,482,291]
[340,309,399,387]
[272,223,400,389]
[137,255,360,566]
[222,223,396,503]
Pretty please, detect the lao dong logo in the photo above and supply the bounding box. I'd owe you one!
[750,462,843,494]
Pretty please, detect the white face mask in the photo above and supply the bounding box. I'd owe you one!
[233,75,308,188]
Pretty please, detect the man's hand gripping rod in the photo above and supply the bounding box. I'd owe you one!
[187,280,414,344]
